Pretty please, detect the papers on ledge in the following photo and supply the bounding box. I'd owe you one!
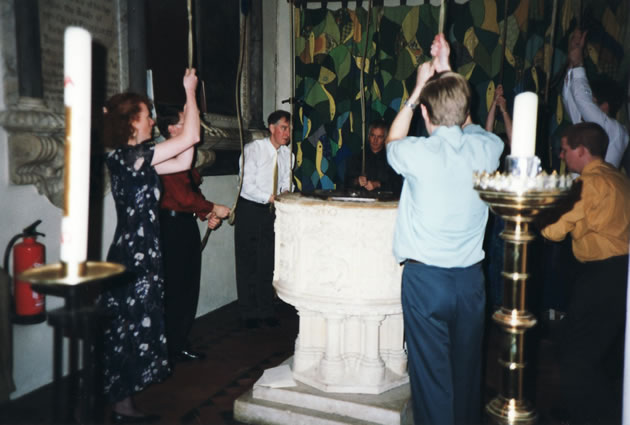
[254,364,297,388]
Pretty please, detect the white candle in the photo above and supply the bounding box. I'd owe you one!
[510,91,538,157]
[60,27,92,267]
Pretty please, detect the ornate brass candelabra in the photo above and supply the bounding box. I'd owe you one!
[474,156,571,424]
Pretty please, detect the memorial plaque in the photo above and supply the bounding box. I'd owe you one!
[39,0,124,112]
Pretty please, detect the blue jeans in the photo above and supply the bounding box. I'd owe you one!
[402,261,485,425]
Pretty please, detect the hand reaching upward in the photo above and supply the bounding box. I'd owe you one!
[183,68,198,94]
[431,34,451,73]
[568,29,586,68]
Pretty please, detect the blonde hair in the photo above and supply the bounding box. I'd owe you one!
[419,71,471,127]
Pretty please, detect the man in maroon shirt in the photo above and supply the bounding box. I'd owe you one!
[158,111,230,363]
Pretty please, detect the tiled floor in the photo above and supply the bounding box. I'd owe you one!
[1,300,568,425]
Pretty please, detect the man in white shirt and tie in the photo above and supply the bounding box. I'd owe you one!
[563,28,629,168]
[235,110,293,329]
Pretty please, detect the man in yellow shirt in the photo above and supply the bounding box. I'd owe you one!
[541,122,630,424]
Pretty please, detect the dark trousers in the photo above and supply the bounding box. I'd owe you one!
[484,214,505,308]
[541,238,578,312]
[160,211,201,358]
[401,261,485,425]
[234,197,275,320]
[559,254,628,425]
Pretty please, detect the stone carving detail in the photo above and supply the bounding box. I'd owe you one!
[0,97,65,207]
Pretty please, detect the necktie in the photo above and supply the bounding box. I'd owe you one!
[272,151,279,196]
[271,151,278,210]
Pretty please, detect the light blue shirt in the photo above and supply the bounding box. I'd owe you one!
[386,125,503,267]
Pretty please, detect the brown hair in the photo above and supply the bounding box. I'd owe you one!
[369,118,388,133]
[419,71,471,127]
[562,122,609,158]
[267,110,291,127]
[103,92,152,149]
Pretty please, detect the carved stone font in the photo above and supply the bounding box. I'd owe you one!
[273,193,409,394]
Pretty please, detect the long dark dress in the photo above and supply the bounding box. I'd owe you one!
[101,142,170,402]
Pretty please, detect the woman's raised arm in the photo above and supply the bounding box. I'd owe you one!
[152,69,200,174]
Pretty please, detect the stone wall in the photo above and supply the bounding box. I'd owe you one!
[39,0,127,111]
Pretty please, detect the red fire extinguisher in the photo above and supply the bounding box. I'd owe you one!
[3,220,46,324]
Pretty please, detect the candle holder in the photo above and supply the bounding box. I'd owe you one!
[474,156,572,424]
[18,260,124,423]
[20,260,124,286]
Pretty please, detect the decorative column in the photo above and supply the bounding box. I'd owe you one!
[359,315,386,384]
[380,313,407,376]
[292,308,323,375]
[319,314,345,383]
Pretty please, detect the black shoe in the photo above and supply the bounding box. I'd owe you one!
[176,349,206,362]
[263,317,280,328]
[110,412,160,424]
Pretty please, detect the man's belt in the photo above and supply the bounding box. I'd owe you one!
[238,196,271,208]
[160,209,194,218]
[405,259,423,265]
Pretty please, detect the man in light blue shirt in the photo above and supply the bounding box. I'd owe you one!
[386,34,503,425]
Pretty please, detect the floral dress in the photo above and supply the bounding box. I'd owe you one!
[101,142,170,402]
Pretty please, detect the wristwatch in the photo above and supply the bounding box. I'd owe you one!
[404,100,418,110]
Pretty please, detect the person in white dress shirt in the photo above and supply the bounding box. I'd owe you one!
[234,110,294,329]
[563,28,629,168]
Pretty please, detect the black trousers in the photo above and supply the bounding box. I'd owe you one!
[234,197,275,320]
[559,254,628,424]
[159,211,202,359]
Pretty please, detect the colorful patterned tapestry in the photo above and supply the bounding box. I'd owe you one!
[292,0,629,191]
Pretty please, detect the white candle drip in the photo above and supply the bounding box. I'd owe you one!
[60,27,92,267]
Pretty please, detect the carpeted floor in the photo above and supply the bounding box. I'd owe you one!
[1,300,568,425]
[136,301,298,425]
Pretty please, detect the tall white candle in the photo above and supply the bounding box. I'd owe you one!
[510,91,538,157]
[60,27,92,267]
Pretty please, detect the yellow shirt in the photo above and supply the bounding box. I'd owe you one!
[542,159,630,262]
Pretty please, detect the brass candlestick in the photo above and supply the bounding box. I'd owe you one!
[19,260,124,423]
[474,156,571,424]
